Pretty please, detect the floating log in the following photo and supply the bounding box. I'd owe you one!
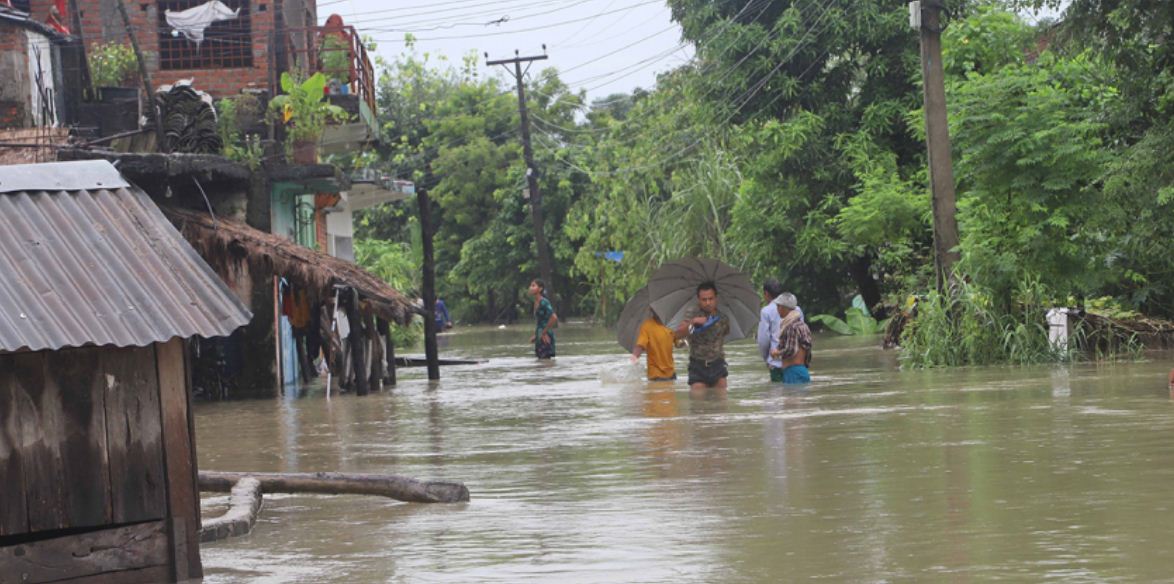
[199,477,263,543]
[198,471,470,503]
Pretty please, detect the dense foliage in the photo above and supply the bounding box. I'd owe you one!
[352,1,1173,365]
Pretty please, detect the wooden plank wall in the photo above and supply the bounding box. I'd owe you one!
[0,344,182,583]
[155,338,203,580]
[0,521,170,584]
[0,346,168,538]
[102,347,167,524]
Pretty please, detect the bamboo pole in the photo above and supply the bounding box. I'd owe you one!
[113,0,166,152]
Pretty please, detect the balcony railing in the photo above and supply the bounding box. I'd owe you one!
[283,21,376,121]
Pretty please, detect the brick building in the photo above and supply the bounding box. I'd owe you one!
[0,6,64,128]
[25,0,322,99]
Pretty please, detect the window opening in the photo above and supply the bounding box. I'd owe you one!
[158,0,253,70]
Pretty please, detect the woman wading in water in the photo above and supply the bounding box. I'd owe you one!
[528,279,558,359]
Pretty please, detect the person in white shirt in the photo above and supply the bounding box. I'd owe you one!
[756,278,803,383]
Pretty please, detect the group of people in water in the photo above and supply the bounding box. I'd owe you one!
[629,279,813,398]
[525,276,813,399]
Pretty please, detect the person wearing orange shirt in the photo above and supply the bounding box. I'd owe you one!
[630,309,677,381]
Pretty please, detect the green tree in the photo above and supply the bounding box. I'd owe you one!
[948,51,1120,308]
[663,0,958,313]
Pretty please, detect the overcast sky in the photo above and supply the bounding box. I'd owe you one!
[317,0,692,101]
[317,0,1070,102]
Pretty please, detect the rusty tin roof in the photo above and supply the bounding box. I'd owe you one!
[0,160,252,352]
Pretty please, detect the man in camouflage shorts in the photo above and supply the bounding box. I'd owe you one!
[675,281,731,399]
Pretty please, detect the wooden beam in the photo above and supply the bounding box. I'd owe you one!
[48,564,171,584]
[366,313,383,392]
[154,339,202,580]
[0,520,168,584]
[343,290,369,396]
[102,347,166,524]
[377,318,395,386]
[198,471,470,503]
[17,354,69,533]
[0,353,33,536]
[198,477,262,542]
[47,350,112,529]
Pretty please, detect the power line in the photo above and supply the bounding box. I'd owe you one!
[558,0,620,47]
[344,0,586,22]
[555,3,670,49]
[347,0,596,29]
[558,24,679,76]
[527,0,775,110]
[367,0,663,42]
[535,2,837,179]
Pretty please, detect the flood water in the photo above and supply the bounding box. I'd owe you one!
[196,323,1174,583]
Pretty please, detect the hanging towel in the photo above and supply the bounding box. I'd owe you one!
[166,0,240,45]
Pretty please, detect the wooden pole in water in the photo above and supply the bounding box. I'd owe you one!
[418,184,441,380]
[344,288,369,395]
[378,318,396,386]
[199,471,470,503]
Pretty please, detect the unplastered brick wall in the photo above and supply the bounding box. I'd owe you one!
[41,0,276,98]
[0,25,31,126]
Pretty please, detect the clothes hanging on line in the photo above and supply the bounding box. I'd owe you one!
[165,0,240,45]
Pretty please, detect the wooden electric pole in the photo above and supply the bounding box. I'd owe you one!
[487,49,556,299]
[914,0,960,292]
[417,184,441,381]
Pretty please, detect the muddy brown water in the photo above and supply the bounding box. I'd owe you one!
[196,323,1174,583]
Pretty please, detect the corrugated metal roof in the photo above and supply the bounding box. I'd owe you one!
[0,161,252,352]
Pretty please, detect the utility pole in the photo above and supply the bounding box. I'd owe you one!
[912,0,960,292]
[487,49,556,299]
[417,182,441,381]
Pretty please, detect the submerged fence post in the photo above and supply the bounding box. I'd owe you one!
[1046,307,1072,353]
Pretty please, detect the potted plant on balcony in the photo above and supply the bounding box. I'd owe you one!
[89,42,138,102]
[319,34,353,93]
[268,72,349,164]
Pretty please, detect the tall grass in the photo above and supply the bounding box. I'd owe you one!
[900,277,1067,367]
[901,276,1146,368]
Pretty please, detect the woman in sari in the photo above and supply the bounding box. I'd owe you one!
[528,278,557,359]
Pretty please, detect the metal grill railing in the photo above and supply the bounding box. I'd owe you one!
[284,23,376,117]
[157,0,253,70]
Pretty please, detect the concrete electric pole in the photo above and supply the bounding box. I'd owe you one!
[911,0,961,292]
[487,49,557,300]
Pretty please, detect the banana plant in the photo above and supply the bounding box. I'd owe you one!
[268,72,349,145]
[809,295,890,335]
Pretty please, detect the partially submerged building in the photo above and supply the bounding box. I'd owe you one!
[0,0,416,397]
[54,149,418,398]
[0,160,252,583]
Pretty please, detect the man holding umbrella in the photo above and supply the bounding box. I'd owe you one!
[676,281,731,398]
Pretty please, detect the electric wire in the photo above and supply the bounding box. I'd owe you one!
[527,0,776,110]
[535,2,836,178]
[350,0,598,30]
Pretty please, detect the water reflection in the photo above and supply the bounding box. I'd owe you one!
[196,325,1174,583]
[641,385,683,461]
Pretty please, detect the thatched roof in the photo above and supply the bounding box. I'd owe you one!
[165,207,417,324]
